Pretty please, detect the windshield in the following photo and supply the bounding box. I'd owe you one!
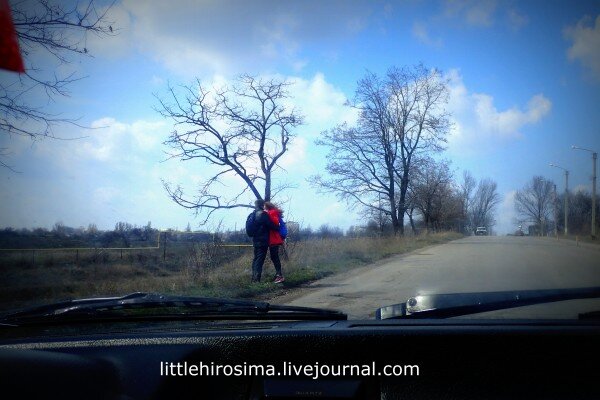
[1,0,599,321]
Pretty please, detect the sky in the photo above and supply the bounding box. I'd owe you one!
[1,0,599,235]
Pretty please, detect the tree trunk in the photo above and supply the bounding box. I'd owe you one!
[264,170,271,201]
[397,175,409,236]
[409,209,417,235]
[398,211,405,235]
[388,191,400,235]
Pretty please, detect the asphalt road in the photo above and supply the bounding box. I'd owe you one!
[273,236,600,319]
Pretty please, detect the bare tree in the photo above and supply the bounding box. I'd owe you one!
[309,122,396,231]
[470,178,501,231]
[310,64,450,235]
[409,158,457,233]
[361,199,393,235]
[390,65,451,235]
[515,176,555,235]
[1,0,115,169]
[156,75,303,224]
[556,189,599,235]
[459,170,477,232]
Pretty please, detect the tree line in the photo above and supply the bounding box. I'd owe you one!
[514,176,598,236]
[0,222,158,249]
[0,219,428,250]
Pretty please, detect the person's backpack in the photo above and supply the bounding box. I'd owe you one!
[279,216,288,240]
[245,211,257,237]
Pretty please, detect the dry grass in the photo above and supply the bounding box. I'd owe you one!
[559,234,599,245]
[0,232,462,312]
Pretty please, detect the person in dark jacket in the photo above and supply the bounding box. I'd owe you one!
[250,199,279,282]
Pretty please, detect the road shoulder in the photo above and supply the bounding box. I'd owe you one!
[265,241,457,305]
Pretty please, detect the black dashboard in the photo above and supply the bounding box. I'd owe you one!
[1,319,599,400]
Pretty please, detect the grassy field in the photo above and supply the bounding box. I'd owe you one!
[0,232,462,312]
[546,234,599,246]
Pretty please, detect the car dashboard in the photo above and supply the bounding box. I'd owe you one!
[0,318,598,399]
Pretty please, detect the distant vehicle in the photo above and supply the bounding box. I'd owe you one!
[475,227,487,236]
[515,229,525,236]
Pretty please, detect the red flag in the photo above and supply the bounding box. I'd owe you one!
[0,0,25,73]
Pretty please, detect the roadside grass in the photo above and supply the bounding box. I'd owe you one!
[0,232,462,312]
[558,234,599,246]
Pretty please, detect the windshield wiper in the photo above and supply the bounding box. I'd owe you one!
[1,292,346,326]
[376,287,600,320]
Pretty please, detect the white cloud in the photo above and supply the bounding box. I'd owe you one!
[471,93,551,138]
[129,120,164,151]
[412,21,443,47]
[287,73,358,135]
[93,186,121,205]
[256,12,301,61]
[150,75,165,86]
[445,69,551,153]
[104,0,372,78]
[564,15,600,81]
[280,137,307,170]
[316,201,348,229]
[465,0,497,27]
[79,117,166,162]
[443,0,497,27]
[291,60,309,72]
[436,0,528,32]
[507,8,528,31]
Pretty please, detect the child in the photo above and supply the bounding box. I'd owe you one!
[264,201,285,283]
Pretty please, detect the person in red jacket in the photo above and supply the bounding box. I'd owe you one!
[264,201,285,283]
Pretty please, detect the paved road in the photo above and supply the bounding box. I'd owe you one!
[273,236,600,319]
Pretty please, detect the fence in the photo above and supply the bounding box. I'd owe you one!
[0,231,254,267]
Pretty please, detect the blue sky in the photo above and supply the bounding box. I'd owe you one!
[1,0,599,234]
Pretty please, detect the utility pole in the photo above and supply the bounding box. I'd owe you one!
[573,146,597,239]
[594,151,597,239]
[565,170,569,236]
[163,231,167,260]
[553,184,558,237]
[550,163,569,235]
[378,192,383,235]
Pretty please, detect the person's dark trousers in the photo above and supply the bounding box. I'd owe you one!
[269,245,282,277]
[252,245,268,282]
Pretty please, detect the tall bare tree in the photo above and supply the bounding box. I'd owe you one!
[390,65,451,235]
[470,178,501,230]
[515,176,555,235]
[309,121,396,230]
[409,158,455,233]
[156,75,303,224]
[311,64,450,235]
[459,170,477,232]
[1,0,115,169]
